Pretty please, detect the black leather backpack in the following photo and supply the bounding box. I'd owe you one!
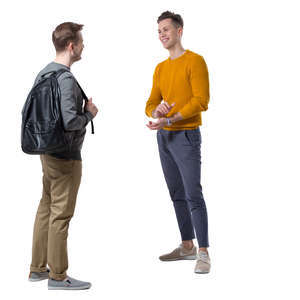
[21,69,94,154]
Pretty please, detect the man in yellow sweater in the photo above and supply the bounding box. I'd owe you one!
[145,11,210,274]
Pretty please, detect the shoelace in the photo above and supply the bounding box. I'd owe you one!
[198,252,209,262]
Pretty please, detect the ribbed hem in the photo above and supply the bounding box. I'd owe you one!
[50,151,81,161]
[162,125,200,131]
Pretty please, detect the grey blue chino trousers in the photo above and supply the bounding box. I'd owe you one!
[157,128,209,247]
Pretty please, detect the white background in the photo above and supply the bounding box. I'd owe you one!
[1,0,300,298]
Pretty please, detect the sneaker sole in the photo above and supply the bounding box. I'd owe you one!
[159,255,197,261]
[194,270,210,274]
[48,284,91,290]
[28,277,49,282]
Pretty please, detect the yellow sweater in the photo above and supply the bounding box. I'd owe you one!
[145,50,210,130]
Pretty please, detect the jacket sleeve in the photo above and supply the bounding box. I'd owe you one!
[145,64,162,117]
[179,55,210,119]
[59,75,94,131]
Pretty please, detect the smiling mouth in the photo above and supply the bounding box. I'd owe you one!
[161,38,169,43]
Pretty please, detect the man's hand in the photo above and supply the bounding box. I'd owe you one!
[146,118,167,130]
[152,102,175,118]
[85,97,98,117]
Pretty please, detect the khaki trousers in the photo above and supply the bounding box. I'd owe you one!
[30,154,82,280]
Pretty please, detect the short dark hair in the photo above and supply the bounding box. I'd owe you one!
[52,22,84,52]
[157,11,184,28]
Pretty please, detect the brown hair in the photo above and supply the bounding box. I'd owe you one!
[157,11,184,28]
[52,22,84,52]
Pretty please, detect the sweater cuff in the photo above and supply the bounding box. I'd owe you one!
[85,111,94,123]
[146,106,156,118]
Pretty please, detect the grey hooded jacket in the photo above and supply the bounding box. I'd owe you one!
[33,62,94,160]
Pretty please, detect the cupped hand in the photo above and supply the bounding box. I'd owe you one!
[146,118,167,130]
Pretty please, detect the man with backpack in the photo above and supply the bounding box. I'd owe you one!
[26,22,98,290]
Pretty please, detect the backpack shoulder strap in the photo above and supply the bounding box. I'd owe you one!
[75,80,88,101]
[40,68,68,78]
[38,69,69,84]
[75,80,94,134]
[54,68,70,79]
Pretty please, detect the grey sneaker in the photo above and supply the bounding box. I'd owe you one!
[28,269,50,282]
[159,244,197,261]
[48,276,91,290]
[194,250,211,274]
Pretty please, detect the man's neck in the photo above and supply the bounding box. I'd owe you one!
[54,53,73,68]
[168,43,185,60]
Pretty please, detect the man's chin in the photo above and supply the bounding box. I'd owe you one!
[73,56,82,62]
[163,43,172,50]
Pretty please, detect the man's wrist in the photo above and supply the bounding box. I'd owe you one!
[152,109,158,118]
[166,117,172,126]
[85,111,94,120]
[170,112,183,124]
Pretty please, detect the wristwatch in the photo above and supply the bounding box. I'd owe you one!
[166,118,172,126]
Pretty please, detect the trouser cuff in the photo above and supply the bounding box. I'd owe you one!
[49,271,67,281]
[30,265,48,273]
[181,235,195,241]
[198,242,209,248]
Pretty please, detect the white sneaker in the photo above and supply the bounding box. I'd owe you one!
[194,250,211,274]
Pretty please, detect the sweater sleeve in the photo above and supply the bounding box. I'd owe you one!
[60,75,93,131]
[179,55,210,119]
[145,64,162,117]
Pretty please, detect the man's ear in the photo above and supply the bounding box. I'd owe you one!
[177,27,183,38]
[66,42,74,52]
